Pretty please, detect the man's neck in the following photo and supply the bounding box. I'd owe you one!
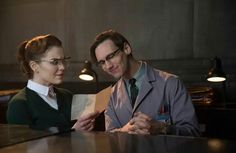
[124,58,140,79]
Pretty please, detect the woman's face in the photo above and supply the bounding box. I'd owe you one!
[31,46,68,86]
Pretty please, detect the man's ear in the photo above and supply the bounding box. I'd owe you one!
[29,61,39,73]
[123,43,132,55]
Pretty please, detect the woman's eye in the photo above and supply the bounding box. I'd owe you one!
[50,60,59,65]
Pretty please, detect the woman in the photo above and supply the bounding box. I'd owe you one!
[7,34,99,131]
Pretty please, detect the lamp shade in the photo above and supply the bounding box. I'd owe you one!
[79,60,97,81]
[207,57,226,82]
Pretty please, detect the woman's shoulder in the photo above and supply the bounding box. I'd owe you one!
[54,87,73,96]
[8,88,28,105]
[10,88,27,100]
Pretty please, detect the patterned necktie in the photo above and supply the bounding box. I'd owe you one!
[48,86,56,99]
[129,78,139,107]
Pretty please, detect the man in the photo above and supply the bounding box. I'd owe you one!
[90,30,200,136]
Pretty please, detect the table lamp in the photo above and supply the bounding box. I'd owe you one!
[207,56,227,105]
[207,57,226,82]
[79,60,97,81]
[78,60,98,91]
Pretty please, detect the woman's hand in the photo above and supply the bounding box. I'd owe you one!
[72,110,100,131]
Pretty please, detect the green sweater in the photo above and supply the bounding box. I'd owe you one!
[7,87,73,132]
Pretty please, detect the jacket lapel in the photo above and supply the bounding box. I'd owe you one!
[133,63,156,111]
[133,79,152,111]
[117,79,133,113]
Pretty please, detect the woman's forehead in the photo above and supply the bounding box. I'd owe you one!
[43,46,64,58]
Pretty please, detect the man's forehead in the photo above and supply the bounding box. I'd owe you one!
[98,39,117,49]
[95,40,117,60]
[96,40,116,52]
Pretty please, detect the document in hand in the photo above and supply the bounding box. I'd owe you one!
[71,86,112,120]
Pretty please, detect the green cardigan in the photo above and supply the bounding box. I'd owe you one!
[7,87,73,131]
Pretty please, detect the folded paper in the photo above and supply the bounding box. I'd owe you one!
[71,86,112,120]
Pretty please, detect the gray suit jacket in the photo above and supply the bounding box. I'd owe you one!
[105,62,200,136]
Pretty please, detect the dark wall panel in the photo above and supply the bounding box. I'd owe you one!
[193,0,236,58]
[0,0,235,102]
[69,0,194,60]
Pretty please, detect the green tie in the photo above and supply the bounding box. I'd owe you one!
[129,78,139,107]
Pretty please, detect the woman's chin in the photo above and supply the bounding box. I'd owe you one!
[53,79,63,85]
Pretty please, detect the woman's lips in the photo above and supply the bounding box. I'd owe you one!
[56,74,64,78]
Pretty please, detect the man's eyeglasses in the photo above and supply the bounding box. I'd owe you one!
[97,48,121,67]
[36,57,71,66]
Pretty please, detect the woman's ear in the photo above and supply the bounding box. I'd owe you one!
[29,61,39,73]
[123,43,132,55]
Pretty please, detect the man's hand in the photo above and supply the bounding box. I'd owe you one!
[111,113,149,134]
[128,112,151,134]
[72,110,100,131]
[109,122,134,133]
[149,119,168,134]
[129,112,168,135]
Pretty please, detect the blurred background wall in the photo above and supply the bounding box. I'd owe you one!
[0,0,235,102]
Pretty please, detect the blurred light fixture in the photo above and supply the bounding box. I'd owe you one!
[207,57,226,82]
[79,60,97,81]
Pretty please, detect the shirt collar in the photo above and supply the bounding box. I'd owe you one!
[133,61,145,81]
[124,61,146,87]
[27,80,50,96]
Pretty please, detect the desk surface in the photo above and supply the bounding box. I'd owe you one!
[0,124,54,148]
[0,130,235,153]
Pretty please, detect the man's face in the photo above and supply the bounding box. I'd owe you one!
[95,39,131,79]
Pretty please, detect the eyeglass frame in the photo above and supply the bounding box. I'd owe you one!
[35,56,71,66]
[97,48,122,67]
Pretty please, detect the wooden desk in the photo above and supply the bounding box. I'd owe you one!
[0,130,235,153]
[195,105,236,139]
[0,124,54,148]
